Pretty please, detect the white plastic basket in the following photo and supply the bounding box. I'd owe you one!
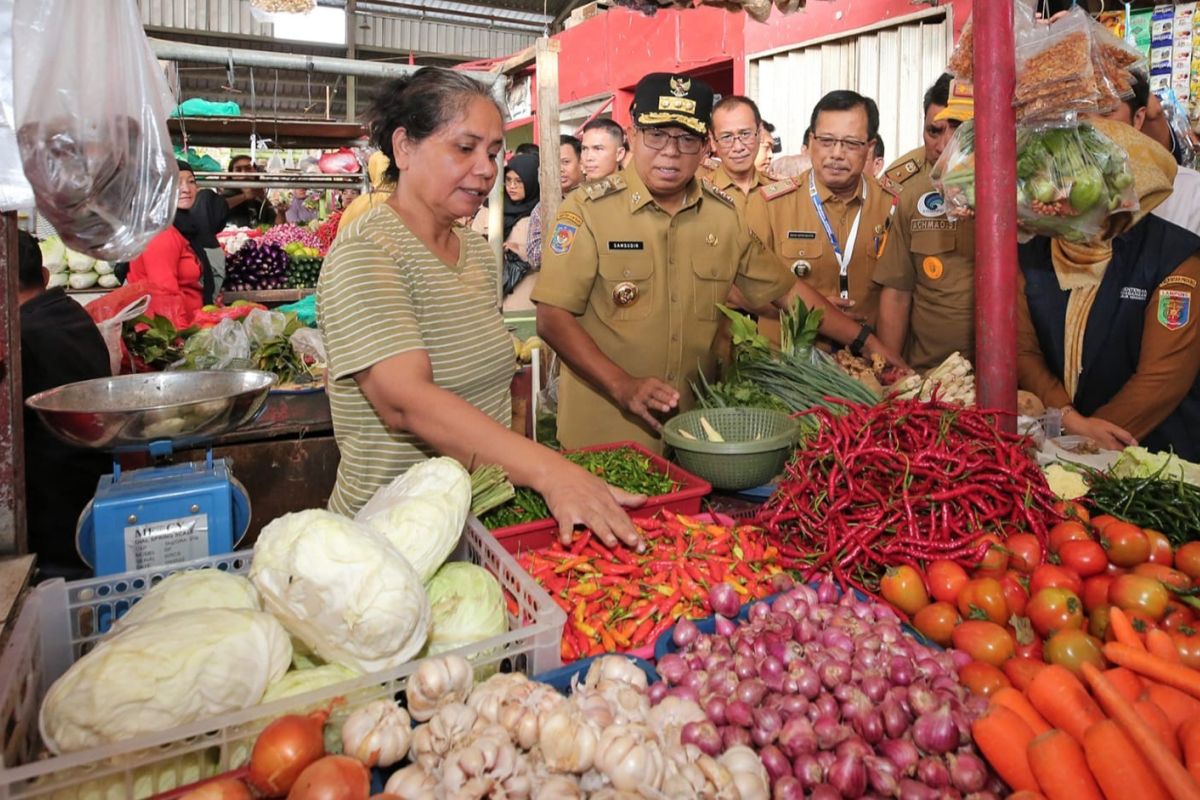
[0,519,564,799]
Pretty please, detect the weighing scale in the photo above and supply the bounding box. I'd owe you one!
[26,370,276,576]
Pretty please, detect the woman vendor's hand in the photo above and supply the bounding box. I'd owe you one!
[543,463,647,552]
[1063,410,1138,451]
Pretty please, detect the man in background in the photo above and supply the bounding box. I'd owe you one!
[223,155,276,228]
[526,134,585,272]
[18,231,111,581]
[707,96,772,212]
[871,139,886,179]
[579,118,627,182]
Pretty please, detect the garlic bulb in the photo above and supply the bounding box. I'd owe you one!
[719,745,769,800]
[531,774,584,800]
[594,724,665,793]
[538,704,599,773]
[497,683,566,750]
[571,686,615,728]
[468,672,530,723]
[441,735,532,800]
[647,696,707,750]
[584,656,648,691]
[410,702,482,772]
[406,654,474,722]
[340,699,411,767]
[383,763,440,799]
[600,683,649,725]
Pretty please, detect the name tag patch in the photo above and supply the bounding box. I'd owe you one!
[608,241,644,251]
[1119,287,1149,301]
[787,231,818,240]
[911,219,955,232]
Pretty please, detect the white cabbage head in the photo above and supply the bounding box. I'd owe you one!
[112,569,260,633]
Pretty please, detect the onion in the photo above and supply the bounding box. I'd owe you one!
[912,707,959,755]
[880,699,911,740]
[854,709,884,744]
[820,627,855,653]
[680,720,722,756]
[889,656,914,686]
[287,756,370,800]
[827,750,867,798]
[949,648,972,670]
[682,669,707,694]
[759,744,791,784]
[704,695,728,726]
[813,715,849,749]
[771,592,797,616]
[860,674,889,703]
[647,682,668,704]
[673,617,700,649]
[877,738,920,776]
[669,685,699,703]
[814,692,839,720]
[778,694,809,719]
[809,785,840,800]
[248,708,330,795]
[897,778,941,800]
[656,653,686,685]
[734,655,757,680]
[708,669,739,697]
[917,756,950,788]
[791,664,820,699]
[752,706,783,747]
[772,775,805,800]
[864,755,900,796]
[721,725,752,749]
[748,601,771,622]
[816,577,839,604]
[907,685,939,716]
[715,614,737,637]
[726,699,754,728]
[793,753,824,788]
[178,778,253,800]
[948,752,988,793]
[736,678,768,706]
[771,572,796,594]
[819,660,849,689]
[709,583,742,618]
[778,716,816,759]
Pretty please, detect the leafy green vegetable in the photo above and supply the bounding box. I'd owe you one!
[123,315,197,370]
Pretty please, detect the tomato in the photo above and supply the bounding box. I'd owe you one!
[977,534,1009,573]
[1006,533,1043,574]
[958,661,1011,697]
[1144,529,1174,566]
[1162,606,1196,633]
[951,620,1016,667]
[880,565,930,615]
[1030,563,1083,596]
[1044,629,1106,675]
[999,571,1030,617]
[1108,574,1170,621]
[1091,514,1120,533]
[1106,610,1158,643]
[1058,539,1109,578]
[927,559,970,604]
[1102,522,1151,568]
[1027,587,1085,638]
[957,577,1009,625]
[1049,520,1093,554]
[1088,604,1112,640]
[1132,562,1192,592]
[1081,574,1117,613]
[912,602,959,647]
[1053,499,1091,524]
[1176,542,1200,582]
[1172,631,1200,669]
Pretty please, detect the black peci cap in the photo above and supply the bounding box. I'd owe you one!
[630,73,715,135]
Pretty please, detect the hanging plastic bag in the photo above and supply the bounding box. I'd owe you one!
[931,121,977,218]
[249,0,315,24]
[0,0,32,211]
[1013,7,1101,126]
[12,0,177,261]
[93,295,151,376]
[1089,17,1146,114]
[947,14,975,82]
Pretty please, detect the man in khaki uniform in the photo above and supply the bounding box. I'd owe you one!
[706,96,772,213]
[533,73,901,452]
[875,77,978,371]
[744,90,894,331]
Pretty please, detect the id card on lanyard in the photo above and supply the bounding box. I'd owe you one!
[808,173,866,300]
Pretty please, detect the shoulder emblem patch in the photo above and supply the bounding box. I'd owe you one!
[702,179,735,208]
[886,159,922,187]
[759,178,799,201]
[1161,274,1198,289]
[583,175,627,201]
[1158,289,1192,331]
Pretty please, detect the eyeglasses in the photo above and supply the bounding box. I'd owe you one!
[714,129,759,148]
[638,126,705,155]
[811,134,871,153]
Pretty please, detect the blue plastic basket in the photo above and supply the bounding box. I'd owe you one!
[533,654,658,694]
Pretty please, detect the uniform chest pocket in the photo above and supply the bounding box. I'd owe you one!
[692,257,737,320]
[597,255,654,321]
[780,233,825,263]
[910,228,956,256]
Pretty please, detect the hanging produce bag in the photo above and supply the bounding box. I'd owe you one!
[931,121,976,219]
[1088,16,1146,114]
[1013,7,1102,126]
[12,0,177,261]
[0,0,31,211]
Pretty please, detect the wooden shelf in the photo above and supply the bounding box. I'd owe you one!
[168,117,367,148]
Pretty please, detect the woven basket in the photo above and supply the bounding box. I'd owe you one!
[661,407,799,491]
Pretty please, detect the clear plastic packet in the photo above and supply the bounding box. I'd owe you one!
[1014,123,1137,243]
[931,121,977,218]
[947,14,975,82]
[12,0,178,261]
[1158,88,1197,169]
[1013,7,1101,125]
[244,308,290,350]
[0,0,32,211]
[173,318,252,371]
[1089,16,1146,113]
[289,328,327,366]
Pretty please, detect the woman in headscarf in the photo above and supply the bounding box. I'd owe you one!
[472,153,540,249]
[127,160,214,326]
[1017,118,1200,458]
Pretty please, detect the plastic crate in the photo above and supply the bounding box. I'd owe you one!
[489,440,712,554]
[0,519,564,800]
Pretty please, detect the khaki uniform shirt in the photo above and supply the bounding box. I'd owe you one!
[879,147,930,198]
[531,167,795,452]
[874,155,977,371]
[707,165,770,216]
[744,169,893,327]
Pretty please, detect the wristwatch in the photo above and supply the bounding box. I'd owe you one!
[849,323,873,358]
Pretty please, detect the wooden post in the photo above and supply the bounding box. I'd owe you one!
[0,211,25,556]
[345,0,358,121]
[535,38,562,248]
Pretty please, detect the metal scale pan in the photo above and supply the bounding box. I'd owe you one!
[26,370,276,575]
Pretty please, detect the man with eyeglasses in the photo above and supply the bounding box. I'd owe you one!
[875,78,978,371]
[533,73,904,452]
[745,90,894,337]
[707,96,772,212]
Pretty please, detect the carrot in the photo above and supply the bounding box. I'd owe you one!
[1103,666,1145,702]
[1179,717,1200,785]
[992,687,1052,735]
[1004,656,1049,691]
[1080,662,1200,800]
[1106,642,1200,700]
[1110,606,1147,649]
[1150,629,1184,663]
[971,704,1040,792]
[1145,683,1200,734]
[1027,664,1105,744]
[1138,698,1185,760]
[1084,719,1171,800]
[1027,728,1105,800]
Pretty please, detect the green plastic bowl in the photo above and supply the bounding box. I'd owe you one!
[661,407,800,491]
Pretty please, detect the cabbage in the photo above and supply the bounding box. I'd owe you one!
[66,249,95,273]
[423,562,508,656]
[39,608,291,753]
[46,272,69,290]
[94,260,114,275]
[68,272,99,290]
[356,457,471,582]
[262,664,360,704]
[249,509,431,674]
[1112,446,1200,486]
[112,570,260,633]
[39,236,67,272]
[97,273,121,289]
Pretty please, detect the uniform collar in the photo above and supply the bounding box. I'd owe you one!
[807,169,866,205]
[710,164,768,195]
[624,165,704,213]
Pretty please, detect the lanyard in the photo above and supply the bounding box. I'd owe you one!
[809,173,866,300]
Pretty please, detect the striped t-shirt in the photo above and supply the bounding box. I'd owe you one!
[317,204,514,516]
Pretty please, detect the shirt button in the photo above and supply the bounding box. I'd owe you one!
[666,372,676,381]
[710,268,718,277]
[671,333,679,342]
[623,270,631,277]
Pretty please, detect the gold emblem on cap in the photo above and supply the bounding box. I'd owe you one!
[792,260,812,278]
[706,234,718,246]
[670,76,692,97]
[613,281,639,307]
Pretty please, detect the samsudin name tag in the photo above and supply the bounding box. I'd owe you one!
[608,241,645,250]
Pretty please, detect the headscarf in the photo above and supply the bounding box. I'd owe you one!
[1048,119,1178,398]
[502,153,540,239]
[172,160,219,304]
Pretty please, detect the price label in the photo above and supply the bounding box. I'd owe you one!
[124,514,209,571]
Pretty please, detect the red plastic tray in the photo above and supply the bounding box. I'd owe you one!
[491,440,712,555]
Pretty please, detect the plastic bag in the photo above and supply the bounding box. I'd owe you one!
[93,295,150,376]
[1014,123,1138,243]
[947,14,975,81]
[1158,88,1197,170]
[173,318,252,371]
[0,0,32,211]
[1089,17,1145,113]
[244,309,289,350]
[1013,7,1101,125]
[289,328,327,366]
[931,121,977,218]
[12,0,178,261]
